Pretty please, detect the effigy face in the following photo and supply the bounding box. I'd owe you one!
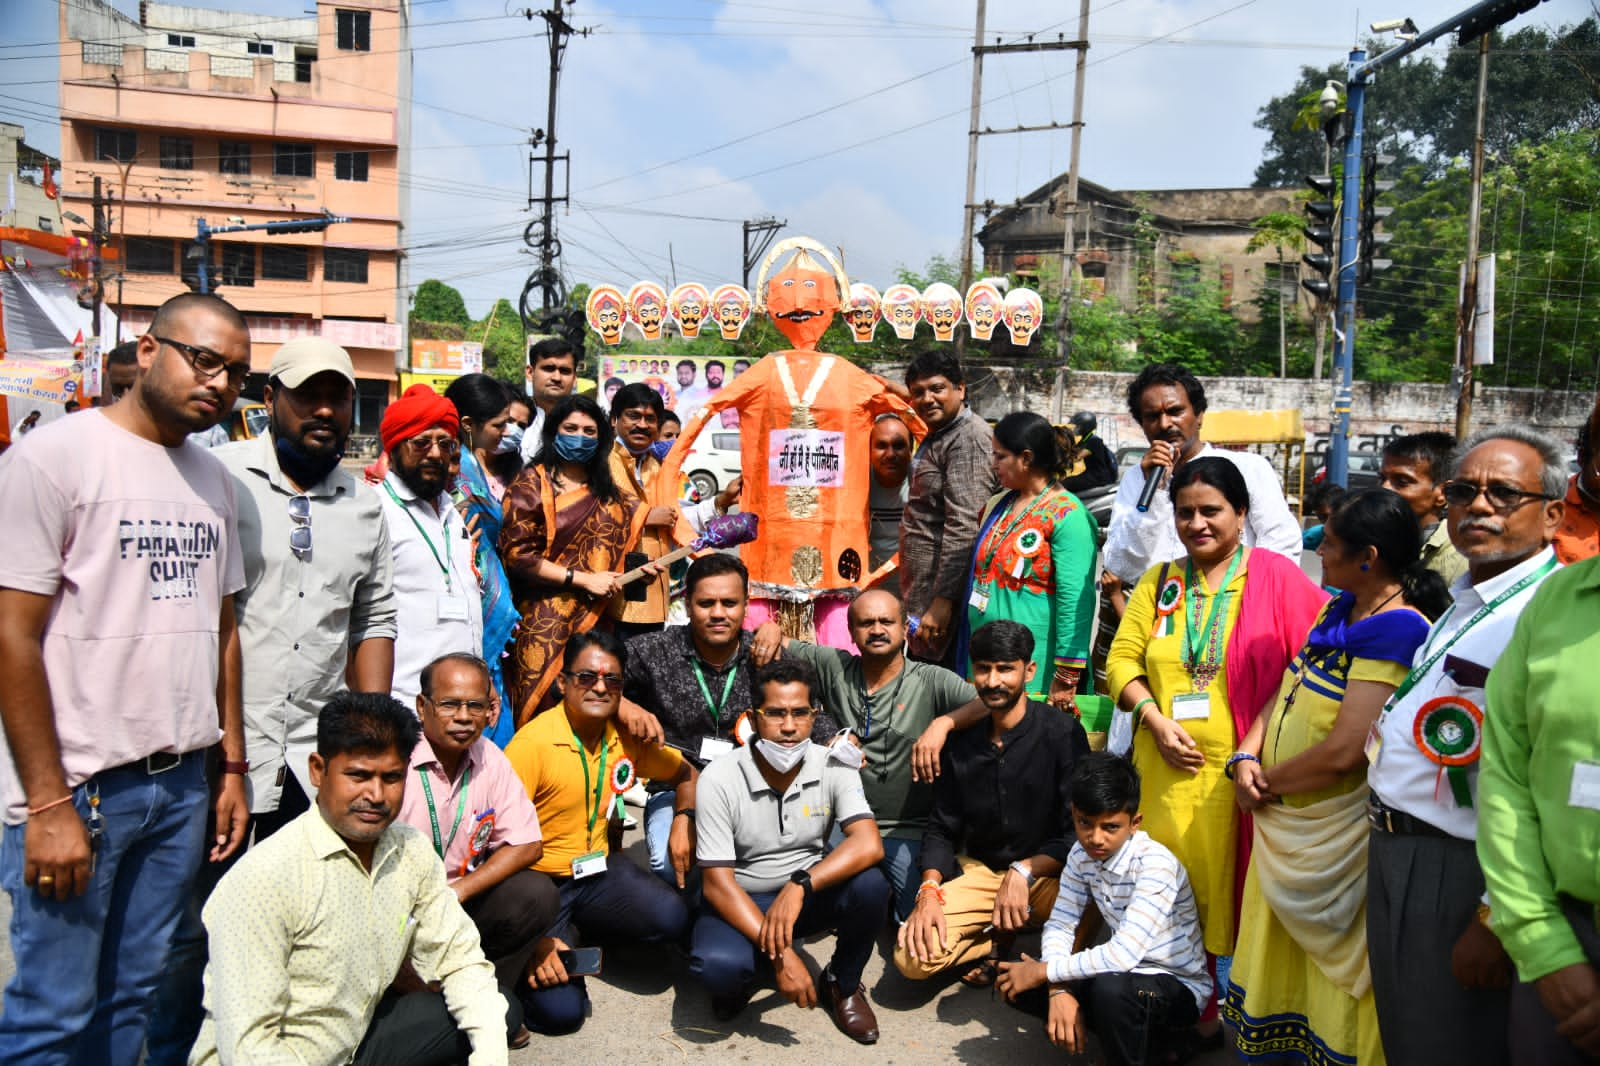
[628,281,668,341]
[1003,287,1044,346]
[922,282,961,342]
[669,282,711,339]
[711,284,753,341]
[965,281,1002,341]
[765,254,837,351]
[586,285,626,346]
[846,282,881,344]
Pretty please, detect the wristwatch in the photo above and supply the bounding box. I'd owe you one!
[789,868,814,898]
[220,759,250,775]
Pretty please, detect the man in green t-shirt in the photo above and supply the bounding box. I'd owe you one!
[752,588,978,920]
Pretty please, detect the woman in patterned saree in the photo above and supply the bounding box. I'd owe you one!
[1224,489,1447,1064]
[500,393,645,726]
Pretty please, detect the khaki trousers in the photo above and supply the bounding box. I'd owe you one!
[893,854,1060,979]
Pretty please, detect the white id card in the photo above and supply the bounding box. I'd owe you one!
[1364,723,1384,766]
[968,589,990,613]
[438,596,469,622]
[1570,762,1600,811]
[1171,692,1212,721]
[571,851,607,879]
[698,737,735,761]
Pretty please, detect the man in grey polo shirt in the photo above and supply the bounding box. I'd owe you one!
[752,587,978,920]
[146,336,397,1065]
[690,659,890,1044]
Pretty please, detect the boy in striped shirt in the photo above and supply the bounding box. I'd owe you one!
[997,753,1209,1066]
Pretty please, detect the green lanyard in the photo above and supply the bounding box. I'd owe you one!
[572,730,610,847]
[417,765,470,860]
[976,489,1055,579]
[692,660,738,727]
[1384,554,1558,712]
[1181,548,1242,672]
[383,480,452,592]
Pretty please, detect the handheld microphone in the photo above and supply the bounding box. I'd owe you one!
[1136,465,1166,513]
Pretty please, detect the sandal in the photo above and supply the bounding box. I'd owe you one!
[959,957,1000,988]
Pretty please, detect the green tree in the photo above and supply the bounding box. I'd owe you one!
[475,299,527,387]
[411,279,471,329]
[1251,20,1600,188]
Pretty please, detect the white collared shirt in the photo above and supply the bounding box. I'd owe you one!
[1103,443,1303,584]
[378,471,483,707]
[1369,546,1560,839]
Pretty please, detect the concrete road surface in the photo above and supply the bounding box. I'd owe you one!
[0,829,1235,1065]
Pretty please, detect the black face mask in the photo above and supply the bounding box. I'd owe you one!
[274,431,344,488]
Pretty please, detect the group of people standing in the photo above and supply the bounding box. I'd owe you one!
[2,289,1598,1066]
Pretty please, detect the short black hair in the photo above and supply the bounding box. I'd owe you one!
[1126,363,1207,420]
[563,630,627,674]
[705,360,725,373]
[1070,752,1141,817]
[969,619,1034,666]
[528,336,577,367]
[316,691,421,761]
[1170,455,1250,513]
[107,340,139,366]
[904,349,966,388]
[1381,431,1456,485]
[660,410,682,428]
[611,383,664,420]
[1304,481,1347,515]
[150,292,249,340]
[753,658,818,706]
[677,359,697,372]
[685,553,748,597]
[419,652,491,698]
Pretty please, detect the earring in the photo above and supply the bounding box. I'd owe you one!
[1360,563,1370,571]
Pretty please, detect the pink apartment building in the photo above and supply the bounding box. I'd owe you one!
[59,0,411,422]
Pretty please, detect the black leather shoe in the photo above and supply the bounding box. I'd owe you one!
[819,967,879,1044]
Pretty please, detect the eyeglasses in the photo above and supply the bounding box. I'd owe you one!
[758,707,816,721]
[564,670,624,690]
[288,494,312,558]
[424,696,492,719]
[153,335,251,391]
[403,433,460,457]
[1441,480,1557,512]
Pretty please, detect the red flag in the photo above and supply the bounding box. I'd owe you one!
[42,160,58,200]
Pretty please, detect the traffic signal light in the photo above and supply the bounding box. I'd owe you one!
[1458,0,1546,44]
[260,217,336,235]
[1359,152,1395,285]
[1301,174,1338,302]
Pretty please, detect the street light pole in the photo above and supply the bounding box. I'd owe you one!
[1455,33,1491,440]
[1327,50,1367,490]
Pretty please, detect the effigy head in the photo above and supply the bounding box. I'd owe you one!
[755,236,849,351]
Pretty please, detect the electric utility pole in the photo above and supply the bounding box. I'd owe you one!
[742,217,785,290]
[956,6,1088,357]
[519,0,589,341]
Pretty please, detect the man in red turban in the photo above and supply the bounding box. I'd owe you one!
[375,385,482,707]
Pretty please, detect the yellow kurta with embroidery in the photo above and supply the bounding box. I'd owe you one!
[1106,556,1247,957]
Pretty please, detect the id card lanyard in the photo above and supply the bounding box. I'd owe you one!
[1381,554,1558,715]
[692,660,738,728]
[417,765,471,859]
[1181,547,1242,687]
[572,729,610,850]
[384,480,453,593]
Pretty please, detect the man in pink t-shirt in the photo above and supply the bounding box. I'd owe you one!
[398,653,557,994]
[0,292,252,1065]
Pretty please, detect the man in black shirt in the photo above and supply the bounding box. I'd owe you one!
[1062,411,1117,494]
[893,620,1088,987]
[618,554,836,887]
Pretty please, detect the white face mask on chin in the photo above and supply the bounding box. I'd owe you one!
[755,737,811,773]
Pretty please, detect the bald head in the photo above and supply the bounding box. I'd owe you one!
[848,588,907,661]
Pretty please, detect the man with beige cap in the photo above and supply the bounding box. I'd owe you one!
[145,336,399,1066]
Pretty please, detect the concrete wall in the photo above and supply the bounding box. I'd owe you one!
[875,363,1594,458]
[0,124,64,235]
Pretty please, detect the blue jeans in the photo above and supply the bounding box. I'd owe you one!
[826,824,922,923]
[522,854,689,1035]
[689,865,890,999]
[643,790,676,884]
[0,754,209,1066]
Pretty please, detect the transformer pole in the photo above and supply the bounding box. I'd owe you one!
[519,1,587,335]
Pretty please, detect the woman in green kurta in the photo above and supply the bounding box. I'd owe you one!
[960,412,1098,706]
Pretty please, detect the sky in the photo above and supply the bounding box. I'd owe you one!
[1,0,1592,318]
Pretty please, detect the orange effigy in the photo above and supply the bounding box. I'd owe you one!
[653,237,923,636]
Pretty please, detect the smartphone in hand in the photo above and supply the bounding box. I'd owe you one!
[557,947,603,977]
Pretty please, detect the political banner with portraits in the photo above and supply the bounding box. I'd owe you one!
[594,353,751,424]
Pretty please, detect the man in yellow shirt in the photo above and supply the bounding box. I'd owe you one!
[191,692,515,1066]
[504,631,697,1034]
